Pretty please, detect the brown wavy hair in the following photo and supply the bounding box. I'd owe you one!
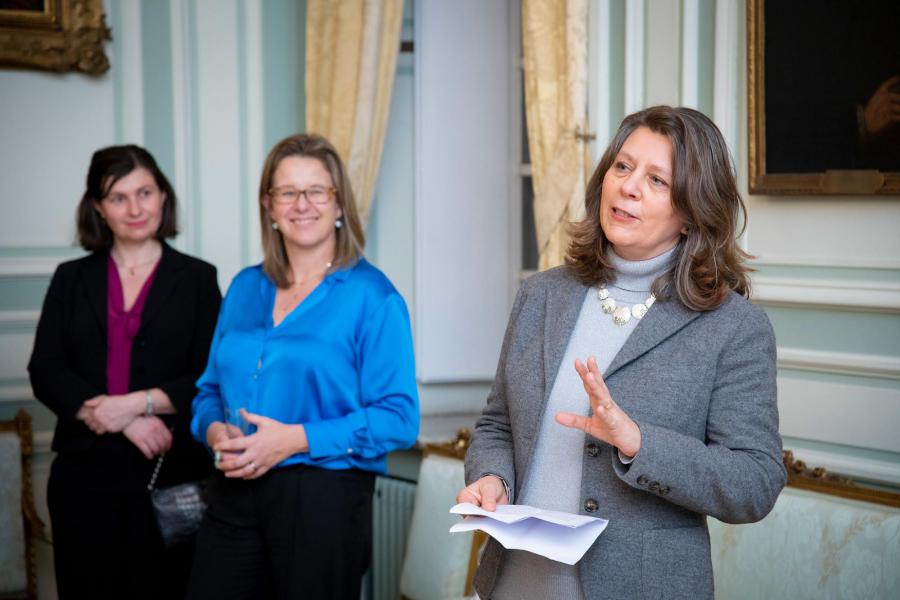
[566,106,752,311]
[76,145,178,251]
[258,133,365,288]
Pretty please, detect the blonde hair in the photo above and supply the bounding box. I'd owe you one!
[258,134,365,288]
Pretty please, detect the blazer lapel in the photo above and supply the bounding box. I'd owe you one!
[542,276,588,406]
[604,295,701,379]
[82,252,108,335]
[140,243,186,330]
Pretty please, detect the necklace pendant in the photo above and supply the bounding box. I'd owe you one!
[601,297,617,314]
[631,303,648,319]
[613,306,631,326]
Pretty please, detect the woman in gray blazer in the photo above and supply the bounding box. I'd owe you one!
[458,106,786,600]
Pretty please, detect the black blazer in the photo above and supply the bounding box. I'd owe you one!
[28,243,222,489]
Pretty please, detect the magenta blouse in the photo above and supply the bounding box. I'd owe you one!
[106,255,159,394]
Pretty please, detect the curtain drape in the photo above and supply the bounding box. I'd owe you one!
[521,0,589,270]
[306,0,404,228]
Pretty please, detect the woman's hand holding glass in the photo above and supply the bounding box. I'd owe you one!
[555,356,642,458]
[212,408,309,480]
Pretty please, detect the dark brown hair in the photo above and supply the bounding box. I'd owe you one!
[258,133,365,288]
[76,145,178,251]
[566,106,752,311]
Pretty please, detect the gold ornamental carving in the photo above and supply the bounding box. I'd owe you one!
[0,0,111,76]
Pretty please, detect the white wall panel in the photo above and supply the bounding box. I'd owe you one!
[0,332,34,381]
[194,0,243,288]
[119,0,145,145]
[623,0,646,114]
[645,0,680,107]
[778,376,900,454]
[414,0,513,382]
[0,73,114,248]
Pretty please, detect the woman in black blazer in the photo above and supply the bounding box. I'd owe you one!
[28,145,221,600]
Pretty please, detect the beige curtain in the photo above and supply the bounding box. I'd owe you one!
[522,0,589,270]
[306,0,404,228]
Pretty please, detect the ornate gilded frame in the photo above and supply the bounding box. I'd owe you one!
[747,0,900,195]
[0,0,111,76]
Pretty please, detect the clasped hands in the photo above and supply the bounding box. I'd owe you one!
[207,408,309,480]
[76,392,171,459]
[456,356,641,511]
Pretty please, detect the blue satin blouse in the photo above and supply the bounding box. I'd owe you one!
[191,258,419,473]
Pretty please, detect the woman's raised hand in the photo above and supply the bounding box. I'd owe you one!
[555,356,642,458]
[456,475,509,512]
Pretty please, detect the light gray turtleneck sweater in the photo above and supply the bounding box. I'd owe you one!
[492,246,676,600]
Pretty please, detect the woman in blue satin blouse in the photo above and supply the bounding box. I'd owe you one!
[187,133,419,600]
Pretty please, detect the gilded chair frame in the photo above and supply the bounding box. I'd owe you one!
[0,410,46,600]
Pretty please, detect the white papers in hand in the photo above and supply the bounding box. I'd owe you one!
[448,503,609,565]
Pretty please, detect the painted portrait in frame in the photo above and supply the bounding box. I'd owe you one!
[748,0,900,195]
[0,0,110,75]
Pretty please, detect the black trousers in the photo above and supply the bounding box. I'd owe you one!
[186,464,375,600]
[47,454,196,600]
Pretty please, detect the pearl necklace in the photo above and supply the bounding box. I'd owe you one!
[597,284,655,326]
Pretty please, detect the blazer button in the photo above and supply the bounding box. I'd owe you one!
[648,481,660,492]
[658,485,670,496]
[585,443,600,457]
[636,475,650,486]
[584,498,598,513]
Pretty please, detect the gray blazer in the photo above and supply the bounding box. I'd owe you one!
[466,266,786,600]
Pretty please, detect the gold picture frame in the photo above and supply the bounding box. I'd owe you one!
[0,0,111,76]
[747,0,900,195]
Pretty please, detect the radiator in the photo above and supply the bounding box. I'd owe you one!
[371,475,417,600]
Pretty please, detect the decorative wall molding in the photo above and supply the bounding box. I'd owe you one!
[713,0,741,159]
[34,430,52,456]
[242,0,264,268]
[0,386,34,404]
[778,376,900,455]
[170,0,194,254]
[623,0,646,114]
[679,0,700,109]
[786,446,900,487]
[119,0,145,145]
[588,0,615,155]
[0,310,40,328]
[752,256,900,270]
[0,254,79,278]
[778,347,900,381]
[753,276,900,313]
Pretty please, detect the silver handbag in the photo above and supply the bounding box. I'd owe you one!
[147,452,207,548]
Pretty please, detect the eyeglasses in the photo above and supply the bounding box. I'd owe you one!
[268,186,336,206]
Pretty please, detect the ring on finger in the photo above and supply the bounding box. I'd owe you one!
[603,402,613,410]
[214,451,222,467]
[248,461,257,471]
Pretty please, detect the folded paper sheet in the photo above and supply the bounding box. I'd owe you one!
[448,503,609,565]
